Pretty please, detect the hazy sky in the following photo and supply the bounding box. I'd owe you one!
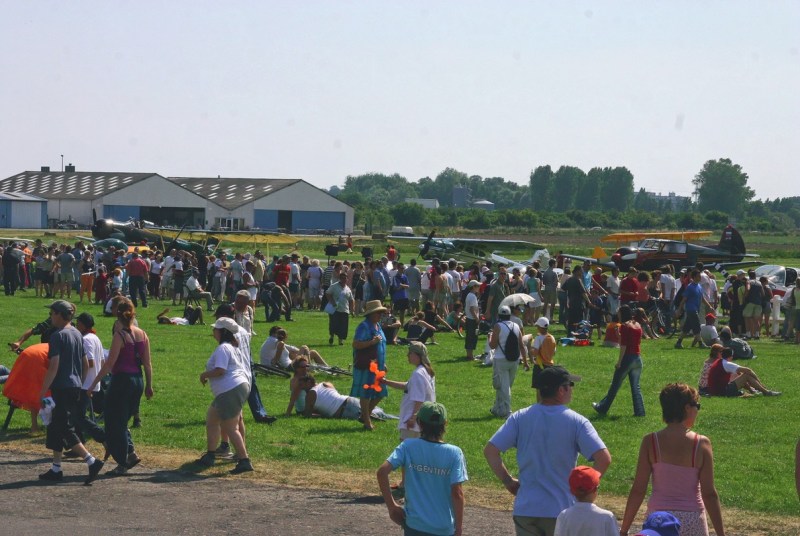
[2,1,798,200]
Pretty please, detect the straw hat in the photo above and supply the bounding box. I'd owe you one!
[362,300,388,316]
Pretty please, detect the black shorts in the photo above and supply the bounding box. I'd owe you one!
[45,387,82,452]
[682,311,701,335]
[465,317,478,351]
[393,298,409,311]
[725,382,741,397]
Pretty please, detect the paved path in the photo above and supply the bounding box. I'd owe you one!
[0,450,515,535]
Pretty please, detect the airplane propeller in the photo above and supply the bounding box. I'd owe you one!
[418,229,436,259]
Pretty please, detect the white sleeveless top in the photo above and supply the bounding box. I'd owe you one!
[311,384,348,417]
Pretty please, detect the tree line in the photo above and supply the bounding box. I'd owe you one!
[331,159,800,232]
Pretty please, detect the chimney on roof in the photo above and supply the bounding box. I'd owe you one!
[65,164,76,172]
[41,166,50,172]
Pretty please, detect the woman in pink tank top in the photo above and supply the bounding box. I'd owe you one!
[620,383,725,536]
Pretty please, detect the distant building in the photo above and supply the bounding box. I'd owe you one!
[0,167,354,232]
[0,192,47,228]
[404,197,440,209]
[642,191,690,211]
[452,186,471,208]
[472,199,495,211]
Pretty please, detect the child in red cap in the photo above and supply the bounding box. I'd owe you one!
[554,465,618,535]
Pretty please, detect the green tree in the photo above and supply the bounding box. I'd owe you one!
[575,168,601,210]
[433,168,469,206]
[692,158,755,216]
[341,173,417,206]
[389,202,427,226]
[529,165,553,210]
[600,167,634,211]
[552,166,584,211]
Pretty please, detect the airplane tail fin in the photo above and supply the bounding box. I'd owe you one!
[524,249,550,265]
[591,246,608,260]
[718,225,746,256]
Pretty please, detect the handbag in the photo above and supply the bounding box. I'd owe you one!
[353,344,378,370]
[324,302,336,315]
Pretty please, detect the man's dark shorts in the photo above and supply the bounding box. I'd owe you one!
[682,310,701,335]
[393,298,409,312]
[724,382,741,397]
[46,388,82,452]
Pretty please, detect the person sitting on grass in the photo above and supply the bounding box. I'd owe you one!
[697,344,724,396]
[445,302,466,331]
[554,465,619,536]
[706,348,780,398]
[603,317,621,348]
[259,327,329,369]
[285,356,311,416]
[402,311,437,345]
[699,313,722,347]
[156,306,204,326]
[718,326,756,360]
[377,402,467,536]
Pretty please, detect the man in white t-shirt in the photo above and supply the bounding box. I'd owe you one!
[464,280,481,361]
[606,267,621,316]
[76,312,107,445]
[161,249,176,298]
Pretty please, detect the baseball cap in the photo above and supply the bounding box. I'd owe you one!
[416,401,447,425]
[705,312,716,321]
[46,299,74,318]
[736,269,746,276]
[212,317,239,334]
[569,465,600,495]
[534,366,582,390]
[467,280,481,288]
[640,511,681,536]
[498,305,511,316]
[535,317,550,329]
[407,341,429,364]
[214,303,235,318]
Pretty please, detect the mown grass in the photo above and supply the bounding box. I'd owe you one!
[1,289,798,517]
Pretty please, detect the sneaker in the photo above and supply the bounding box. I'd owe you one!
[196,452,216,467]
[85,459,105,485]
[674,342,684,349]
[107,464,129,477]
[39,469,63,482]
[214,445,234,459]
[230,458,254,474]
[764,390,782,397]
[126,452,141,469]
[592,402,607,415]
[254,415,277,425]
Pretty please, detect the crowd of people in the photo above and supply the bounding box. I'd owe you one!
[3,238,797,536]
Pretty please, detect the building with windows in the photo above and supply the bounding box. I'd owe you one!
[0,168,354,233]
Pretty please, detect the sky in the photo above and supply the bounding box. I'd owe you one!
[1,1,798,200]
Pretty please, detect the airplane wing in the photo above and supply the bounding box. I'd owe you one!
[711,260,764,273]
[601,231,713,245]
[559,253,617,270]
[450,238,544,251]
[388,235,542,250]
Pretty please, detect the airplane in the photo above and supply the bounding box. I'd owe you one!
[388,230,545,266]
[755,264,799,298]
[90,212,220,256]
[560,225,761,273]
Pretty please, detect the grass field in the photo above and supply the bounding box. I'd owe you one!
[1,287,798,519]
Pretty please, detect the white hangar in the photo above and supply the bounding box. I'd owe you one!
[0,168,354,233]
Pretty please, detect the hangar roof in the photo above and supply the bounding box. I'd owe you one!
[168,177,300,210]
[0,191,47,202]
[0,171,160,200]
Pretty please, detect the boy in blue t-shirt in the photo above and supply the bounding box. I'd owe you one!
[377,402,468,536]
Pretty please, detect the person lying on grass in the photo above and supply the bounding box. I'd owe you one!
[156,306,204,326]
[301,376,392,421]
